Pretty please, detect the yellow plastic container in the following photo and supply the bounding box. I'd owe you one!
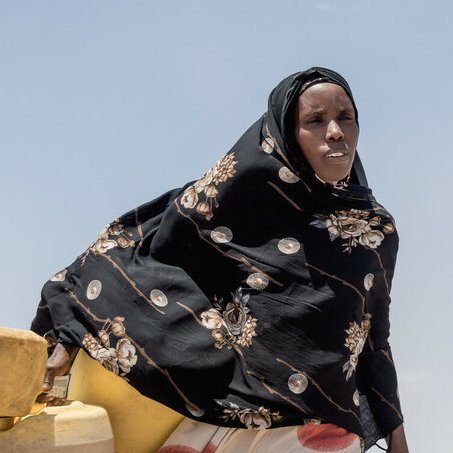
[0,326,183,452]
[68,350,184,453]
[0,401,114,453]
[0,327,47,417]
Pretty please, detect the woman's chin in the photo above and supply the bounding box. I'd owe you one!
[316,170,350,184]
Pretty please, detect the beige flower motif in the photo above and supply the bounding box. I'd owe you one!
[82,221,134,263]
[107,223,124,236]
[201,308,224,329]
[344,322,365,353]
[200,288,257,350]
[223,300,248,335]
[326,215,368,239]
[181,185,199,209]
[236,318,257,347]
[358,230,384,248]
[82,333,101,354]
[98,329,110,348]
[382,223,395,234]
[195,170,214,190]
[92,229,117,254]
[343,313,372,381]
[311,209,393,253]
[116,338,138,373]
[196,201,213,220]
[81,319,137,377]
[211,154,237,184]
[180,153,238,220]
[220,403,282,429]
[239,407,272,429]
[212,329,228,349]
[111,316,126,336]
[82,334,119,374]
[204,184,219,198]
[94,346,120,374]
[117,235,134,248]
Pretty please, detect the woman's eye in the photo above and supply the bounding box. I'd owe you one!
[306,117,323,124]
[338,113,353,121]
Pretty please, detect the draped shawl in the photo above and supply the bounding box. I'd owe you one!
[32,67,404,451]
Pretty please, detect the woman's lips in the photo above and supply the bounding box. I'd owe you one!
[324,150,349,160]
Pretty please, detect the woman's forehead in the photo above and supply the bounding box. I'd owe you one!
[298,83,354,111]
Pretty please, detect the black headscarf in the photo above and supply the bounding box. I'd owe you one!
[266,67,369,189]
[32,67,403,451]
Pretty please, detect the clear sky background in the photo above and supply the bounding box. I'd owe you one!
[1,1,451,451]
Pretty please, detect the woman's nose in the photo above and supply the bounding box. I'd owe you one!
[326,120,344,141]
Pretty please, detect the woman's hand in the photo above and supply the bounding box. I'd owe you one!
[36,342,79,406]
[386,423,409,453]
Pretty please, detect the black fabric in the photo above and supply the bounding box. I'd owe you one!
[31,67,403,450]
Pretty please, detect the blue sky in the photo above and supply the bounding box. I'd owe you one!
[1,2,451,451]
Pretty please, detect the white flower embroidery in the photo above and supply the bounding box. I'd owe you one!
[180,153,238,220]
[310,209,394,253]
[343,314,372,381]
[81,317,137,378]
[116,338,138,373]
[82,221,134,263]
[220,401,282,429]
[200,288,257,349]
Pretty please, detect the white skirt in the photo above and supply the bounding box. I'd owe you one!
[158,418,364,453]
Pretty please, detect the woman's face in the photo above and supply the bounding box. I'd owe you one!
[293,82,359,183]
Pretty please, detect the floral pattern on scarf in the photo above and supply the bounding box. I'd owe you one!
[181,153,238,220]
[81,221,134,263]
[310,209,395,253]
[200,287,257,349]
[219,401,283,429]
[343,314,371,381]
[82,316,137,378]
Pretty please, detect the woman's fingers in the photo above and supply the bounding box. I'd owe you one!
[35,343,77,405]
[46,397,66,407]
[35,366,58,403]
[42,367,56,392]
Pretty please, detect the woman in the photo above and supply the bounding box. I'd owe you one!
[32,67,409,452]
